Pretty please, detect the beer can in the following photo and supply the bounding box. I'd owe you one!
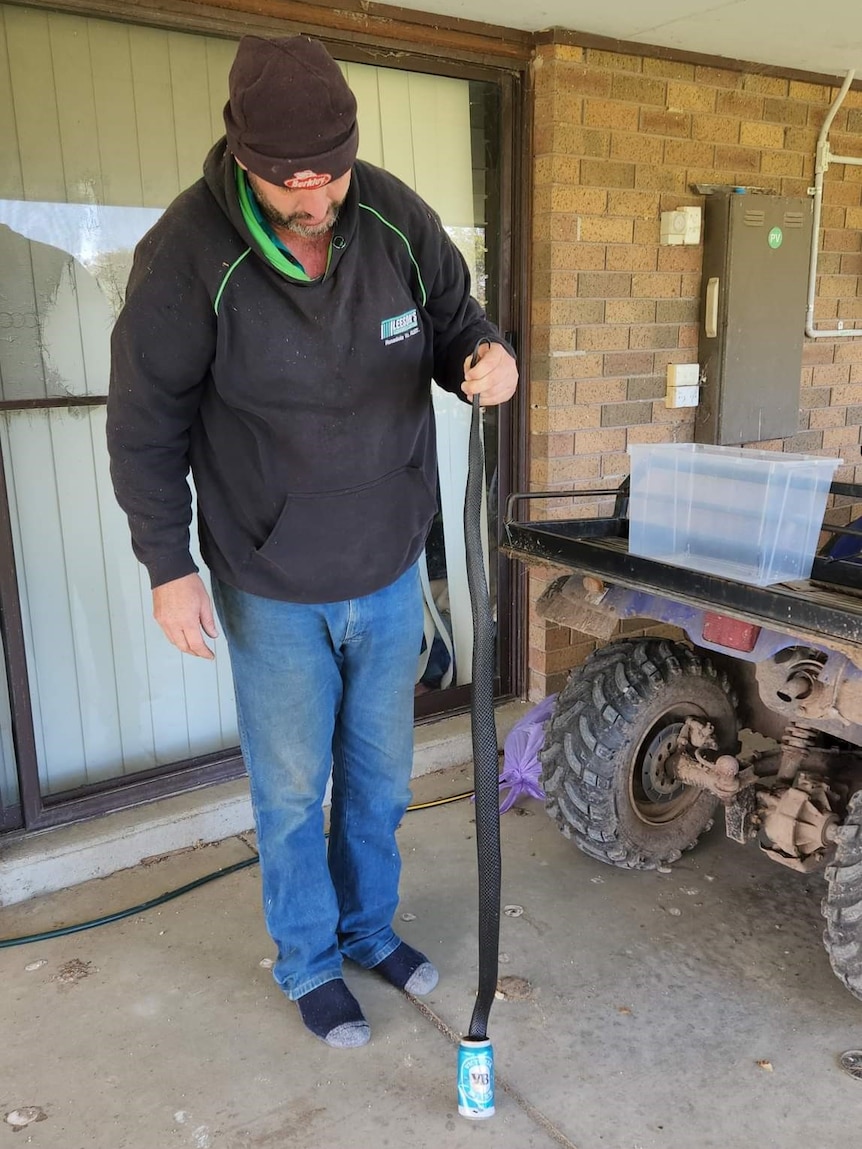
[457,1037,495,1119]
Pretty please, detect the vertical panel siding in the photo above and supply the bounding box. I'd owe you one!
[5,9,66,200]
[2,411,83,792]
[0,6,240,794]
[0,630,19,811]
[376,69,417,189]
[344,61,474,225]
[343,63,385,167]
[406,73,474,228]
[0,9,44,402]
[207,39,236,146]
[2,408,239,793]
[169,32,220,192]
[0,11,22,201]
[49,14,103,204]
[6,9,69,404]
[89,22,144,206]
[131,29,182,207]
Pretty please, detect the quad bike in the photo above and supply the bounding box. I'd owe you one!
[504,478,862,1002]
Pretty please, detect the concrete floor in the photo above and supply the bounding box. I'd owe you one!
[3,762,862,1149]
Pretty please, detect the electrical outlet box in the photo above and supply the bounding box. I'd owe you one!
[660,206,702,246]
[667,363,700,388]
[666,385,700,408]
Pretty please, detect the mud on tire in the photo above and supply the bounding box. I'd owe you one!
[823,790,862,1002]
[540,638,739,870]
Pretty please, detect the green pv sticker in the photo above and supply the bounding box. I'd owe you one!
[768,226,783,249]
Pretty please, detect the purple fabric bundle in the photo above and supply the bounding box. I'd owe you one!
[497,695,558,813]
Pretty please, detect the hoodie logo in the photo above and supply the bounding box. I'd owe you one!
[284,170,332,189]
[381,309,419,345]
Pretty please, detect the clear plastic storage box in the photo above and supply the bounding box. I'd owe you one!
[627,443,842,586]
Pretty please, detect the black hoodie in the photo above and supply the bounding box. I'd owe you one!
[107,139,511,603]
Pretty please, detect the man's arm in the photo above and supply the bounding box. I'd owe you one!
[107,223,219,657]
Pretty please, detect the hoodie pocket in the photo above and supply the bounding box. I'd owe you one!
[253,465,436,600]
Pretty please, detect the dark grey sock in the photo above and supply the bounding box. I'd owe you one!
[372,941,439,995]
[296,979,370,1048]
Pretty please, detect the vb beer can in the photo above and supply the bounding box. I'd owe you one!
[457,1037,495,1119]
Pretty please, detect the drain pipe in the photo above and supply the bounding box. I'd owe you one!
[805,69,862,340]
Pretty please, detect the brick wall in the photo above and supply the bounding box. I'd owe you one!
[527,42,862,701]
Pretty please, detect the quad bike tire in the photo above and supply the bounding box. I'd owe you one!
[823,790,862,1002]
[540,638,739,870]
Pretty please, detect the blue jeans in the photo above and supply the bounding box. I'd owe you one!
[212,565,423,999]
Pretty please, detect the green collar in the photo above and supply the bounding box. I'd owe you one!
[236,165,331,282]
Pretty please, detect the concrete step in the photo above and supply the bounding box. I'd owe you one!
[0,700,528,907]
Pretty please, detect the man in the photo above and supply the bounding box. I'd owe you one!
[107,34,518,1049]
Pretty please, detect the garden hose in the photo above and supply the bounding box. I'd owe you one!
[0,789,475,950]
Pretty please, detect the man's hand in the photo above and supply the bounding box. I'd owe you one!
[461,341,518,406]
[152,572,218,660]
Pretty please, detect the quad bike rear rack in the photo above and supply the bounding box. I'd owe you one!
[503,479,862,660]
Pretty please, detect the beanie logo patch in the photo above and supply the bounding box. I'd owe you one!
[284,169,332,189]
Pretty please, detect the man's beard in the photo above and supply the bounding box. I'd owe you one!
[250,175,343,238]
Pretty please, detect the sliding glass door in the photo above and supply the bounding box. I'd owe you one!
[0,3,518,831]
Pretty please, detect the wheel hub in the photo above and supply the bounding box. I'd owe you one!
[640,722,686,804]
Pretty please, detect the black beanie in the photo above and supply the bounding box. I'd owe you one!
[224,35,358,188]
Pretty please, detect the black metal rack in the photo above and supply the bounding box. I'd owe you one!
[503,479,862,651]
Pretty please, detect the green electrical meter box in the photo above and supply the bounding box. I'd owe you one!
[695,192,814,446]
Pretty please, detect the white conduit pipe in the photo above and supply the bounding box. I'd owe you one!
[805,68,862,340]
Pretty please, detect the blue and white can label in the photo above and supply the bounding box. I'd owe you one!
[457,1038,495,1119]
